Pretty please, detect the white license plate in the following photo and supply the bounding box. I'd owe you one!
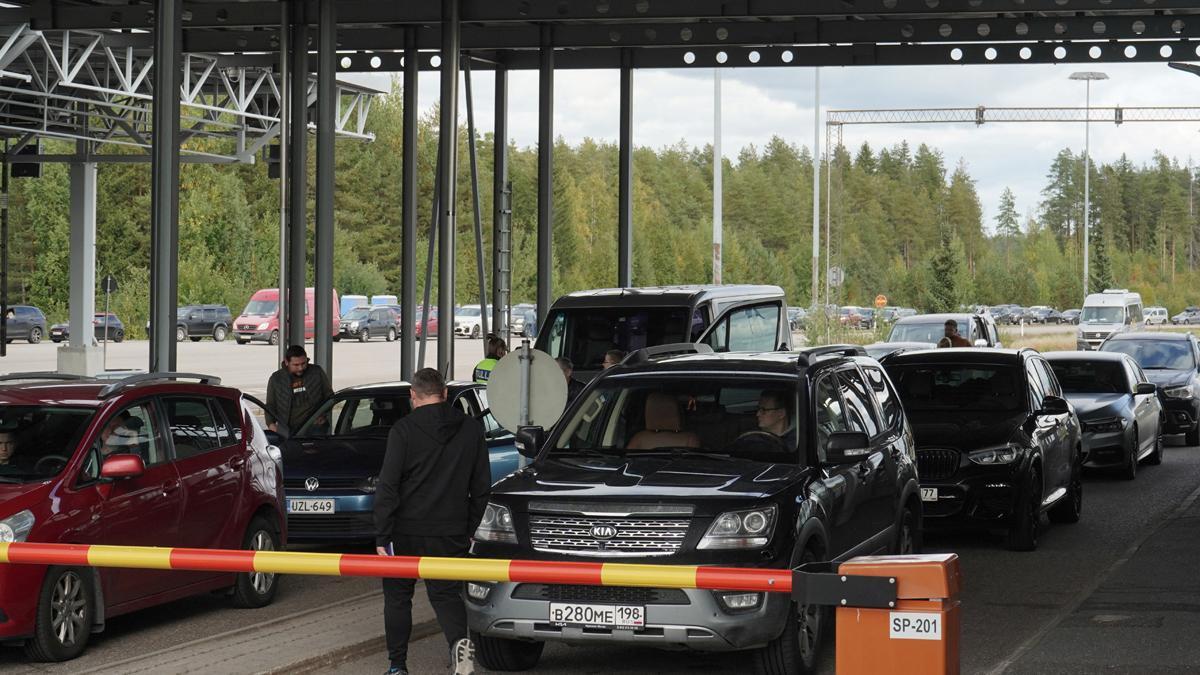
[889,611,942,640]
[287,498,335,514]
[920,487,938,502]
[549,602,645,628]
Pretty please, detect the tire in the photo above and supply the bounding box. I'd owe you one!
[29,327,42,344]
[51,337,62,343]
[213,325,228,342]
[332,336,341,342]
[231,516,280,608]
[893,505,919,555]
[358,328,369,343]
[190,336,202,342]
[112,329,124,343]
[236,338,249,345]
[1050,460,1083,524]
[471,325,480,340]
[176,326,187,342]
[752,548,826,675]
[1147,417,1165,466]
[1006,468,1041,551]
[1187,422,1200,447]
[1120,427,1138,481]
[25,566,95,662]
[386,327,396,342]
[268,330,280,347]
[473,631,544,671]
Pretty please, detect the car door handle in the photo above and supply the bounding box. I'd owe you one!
[161,480,180,495]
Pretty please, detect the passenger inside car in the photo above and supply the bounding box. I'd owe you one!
[627,392,701,450]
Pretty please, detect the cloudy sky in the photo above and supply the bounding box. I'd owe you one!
[359,61,1200,231]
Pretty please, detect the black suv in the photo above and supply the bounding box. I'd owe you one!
[174,304,234,342]
[4,305,48,344]
[1100,331,1200,445]
[466,344,920,674]
[337,305,398,342]
[882,348,1082,551]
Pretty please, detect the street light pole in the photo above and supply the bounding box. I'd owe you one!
[1070,71,1108,296]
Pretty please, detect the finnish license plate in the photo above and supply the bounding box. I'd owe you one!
[920,487,938,502]
[287,498,335,514]
[549,602,645,628]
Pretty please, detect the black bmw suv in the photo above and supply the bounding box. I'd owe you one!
[882,348,1083,551]
[466,345,920,675]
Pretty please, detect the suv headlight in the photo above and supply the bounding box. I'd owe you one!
[0,509,35,543]
[968,443,1021,465]
[1164,385,1194,400]
[349,321,359,329]
[474,503,517,544]
[257,321,270,330]
[698,505,777,550]
[1083,417,1126,434]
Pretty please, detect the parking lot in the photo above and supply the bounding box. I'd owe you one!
[3,334,1199,673]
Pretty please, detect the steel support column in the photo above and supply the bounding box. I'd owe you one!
[537,25,554,326]
[465,59,489,353]
[58,143,99,375]
[400,27,418,380]
[314,0,335,372]
[617,49,633,288]
[149,0,181,373]
[491,64,509,341]
[436,0,460,377]
[277,1,290,365]
[288,0,308,348]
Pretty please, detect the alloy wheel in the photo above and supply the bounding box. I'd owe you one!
[51,572,87,647]
[249,530,276,596]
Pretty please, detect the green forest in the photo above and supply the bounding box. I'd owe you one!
[6,76,1200,334]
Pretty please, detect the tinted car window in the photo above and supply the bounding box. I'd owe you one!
[164,397,222,459]
[863,365,904,432]
[1050,360,1129,394]
[814,375,848,463]
[1034,359,1061,397]
[544,307,692,369]
[1102,339,1196,370]
[889,363,1024,411]
[889,320,967,343]
[839,369,881,438]
[0,406,94,482]
[296,394,412,438]
[1026,360,1046,406]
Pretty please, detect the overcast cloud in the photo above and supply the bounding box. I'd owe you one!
[356,62,1200,231]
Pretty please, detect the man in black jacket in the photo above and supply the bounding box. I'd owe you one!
[374,368,490,675]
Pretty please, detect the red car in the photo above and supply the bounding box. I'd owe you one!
[415,307,439,338]
[0,373,286,661]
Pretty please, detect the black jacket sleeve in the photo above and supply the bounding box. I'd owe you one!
[468,429,491,534]
[264,370,283,426]
[374,424,407,547]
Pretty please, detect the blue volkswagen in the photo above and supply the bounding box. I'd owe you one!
[280,381,519,543]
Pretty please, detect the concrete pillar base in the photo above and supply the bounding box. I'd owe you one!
[57,345,102,376]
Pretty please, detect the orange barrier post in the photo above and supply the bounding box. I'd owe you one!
[834,553,961,675]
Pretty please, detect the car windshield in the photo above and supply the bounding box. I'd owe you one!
[343,308,369,321]
[539,307,697,370]
[243,300,277,316]
[1081,307,1123,323]
[295,394,412,439]
[888,321,966,343]
[552,377,802,463]
[0,406,95,482]
[1049,361,1128,394]
[1101,340,1196,370]
[457,307,481,317]
[886,363,1024,411]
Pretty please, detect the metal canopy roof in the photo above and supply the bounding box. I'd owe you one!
[1,0,1199,71]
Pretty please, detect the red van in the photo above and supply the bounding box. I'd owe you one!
[0,373,286,661]
[234,287,340,346]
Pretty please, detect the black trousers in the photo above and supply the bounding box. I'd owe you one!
[382,534,470,668]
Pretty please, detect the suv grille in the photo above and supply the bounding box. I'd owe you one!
[917,448,960,481]
[527,506,691,558]
[512,584,689,605]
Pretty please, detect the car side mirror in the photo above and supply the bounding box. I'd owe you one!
[515,426,544,459]
[100,454,145,479]
[823,431,871,464]
[1040,395,1070,415]
[1136,382,1157,395]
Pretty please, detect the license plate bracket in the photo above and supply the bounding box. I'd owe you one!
[548,602,645,629]
[920,487,938,502]
[287,498,336,514]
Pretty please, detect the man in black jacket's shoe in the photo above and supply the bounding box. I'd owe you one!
[374,367,488,675]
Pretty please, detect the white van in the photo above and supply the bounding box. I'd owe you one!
[1076,289,1144,350]
[1144,306,1168,326]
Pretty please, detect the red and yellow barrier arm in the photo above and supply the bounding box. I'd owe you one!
[0,542,792,594]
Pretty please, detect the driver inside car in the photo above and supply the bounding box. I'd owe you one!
[98,412,141,458]
[0,430,16,466]
[757,390,797,449]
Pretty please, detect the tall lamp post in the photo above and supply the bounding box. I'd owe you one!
[1069,71,1108,296]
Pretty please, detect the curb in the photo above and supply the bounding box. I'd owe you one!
[270,619,439,675]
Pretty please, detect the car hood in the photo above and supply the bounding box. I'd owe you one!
[281,436,388,478]
[905,410,1027,450]
[1142,369,1192,390]
[0,481,50,511]
[1062,393,1127,419]
[494,454,809,502]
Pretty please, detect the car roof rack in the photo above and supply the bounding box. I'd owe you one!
[621,342,714,366]
[795,344,867,367]
[98,372,222,399]
[0,372,91,383]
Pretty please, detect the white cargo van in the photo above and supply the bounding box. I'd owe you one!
[1076,289,1143,350]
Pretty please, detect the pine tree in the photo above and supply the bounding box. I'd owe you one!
[995,187,1021,238]
[924,228,963,313]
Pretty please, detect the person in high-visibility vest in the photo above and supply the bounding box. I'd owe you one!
[473,336,508,384]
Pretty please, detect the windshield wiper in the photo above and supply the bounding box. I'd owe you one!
[630,448,734,461]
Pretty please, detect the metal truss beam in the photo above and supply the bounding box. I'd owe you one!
[829,106,1200,125]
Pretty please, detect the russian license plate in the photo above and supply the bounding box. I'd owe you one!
[287,498,335,514]
[920,487,938,502]
[549,603,645,628]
